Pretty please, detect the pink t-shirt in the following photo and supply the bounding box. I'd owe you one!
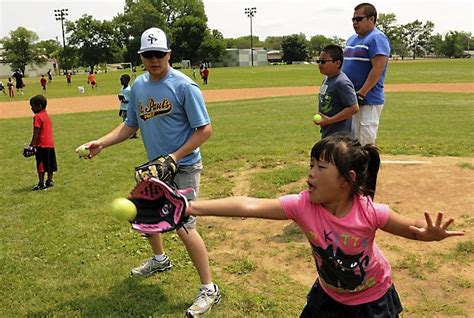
[279,191,392,305]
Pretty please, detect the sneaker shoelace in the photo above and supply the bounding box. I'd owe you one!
[193,288,214,308]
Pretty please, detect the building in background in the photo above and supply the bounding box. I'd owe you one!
[213,48,268,67]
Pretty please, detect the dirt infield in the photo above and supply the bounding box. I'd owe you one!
[0,82,472,119]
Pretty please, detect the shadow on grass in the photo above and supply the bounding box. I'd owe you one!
[26,277,188,317]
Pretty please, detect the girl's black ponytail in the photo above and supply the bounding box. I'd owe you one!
[363,144,380,200]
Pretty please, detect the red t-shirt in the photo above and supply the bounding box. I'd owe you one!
[40,78,47,86]
[33,110,55,147]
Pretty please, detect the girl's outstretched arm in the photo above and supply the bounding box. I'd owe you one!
[382,210,464,241]
[187,197,288,220]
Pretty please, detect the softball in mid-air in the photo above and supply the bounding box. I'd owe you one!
[77,145,89,157]
[111,197,137,222]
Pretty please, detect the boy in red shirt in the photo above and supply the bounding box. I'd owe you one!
[29,95,58,190]
[40,75,47,92]
[87,71,97,89]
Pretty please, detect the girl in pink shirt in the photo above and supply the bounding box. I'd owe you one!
[186,134,464,317]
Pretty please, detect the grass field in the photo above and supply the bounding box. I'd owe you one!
[1,81,473,317]
[0,58,473,101]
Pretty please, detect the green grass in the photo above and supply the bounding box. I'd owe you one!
[0,90,473,316]
[0,93,474,317]
[1,58,473,101]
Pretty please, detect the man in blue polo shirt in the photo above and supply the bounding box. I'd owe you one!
[342,3,390,146]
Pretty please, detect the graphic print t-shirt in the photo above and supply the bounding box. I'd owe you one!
[125,68,210,165]
[279,191,392,305]
[318,72,357,138]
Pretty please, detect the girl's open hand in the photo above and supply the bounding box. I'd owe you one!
[409,212,465,241]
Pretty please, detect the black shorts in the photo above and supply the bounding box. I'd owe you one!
[300,281,403,318]
[35,147,58,173]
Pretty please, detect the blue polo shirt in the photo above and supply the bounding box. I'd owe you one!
[342,27,390,105]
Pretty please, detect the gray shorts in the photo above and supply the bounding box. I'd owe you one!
[174,160,203,229]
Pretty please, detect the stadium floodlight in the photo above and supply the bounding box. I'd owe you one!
[244,7,257,66]
[54,9,68,48]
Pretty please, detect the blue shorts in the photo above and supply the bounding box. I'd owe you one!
[300,280,403,318]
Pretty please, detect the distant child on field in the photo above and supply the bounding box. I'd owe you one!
[7,78,14,97]
[28,95,58,190]
[117,74,137,138]
[314,45,359,138]
[40,75,47,92]
[66,72,72,86]
[186,134,464,317]
[87,71,97,89]
[0,81,6,95]
[202,66,209,85]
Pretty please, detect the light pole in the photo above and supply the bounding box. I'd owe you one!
[54,8,68,48]
[54,8,68,73]
[245,7,257,66]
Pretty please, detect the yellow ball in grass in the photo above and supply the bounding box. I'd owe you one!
[111,198,137,221]
[313,114,322,122]
[78,145,89,157]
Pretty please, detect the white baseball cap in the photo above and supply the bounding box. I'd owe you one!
[138,27,171,54]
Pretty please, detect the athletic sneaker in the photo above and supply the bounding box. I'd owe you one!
[186,284,221,317]
[130,255,172,277]
[45,180,54,188]
[32,183,46,191]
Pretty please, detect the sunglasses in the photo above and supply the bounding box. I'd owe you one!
[316,59,335,65]
[141,51,168,59]
[352,16,368,22]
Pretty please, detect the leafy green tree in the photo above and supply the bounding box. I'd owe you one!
[330,36,346,48]
[114,1,167,66]
[377,13,398,40]
[308,35,332,58]
[281,34,308,63]
[66,15,120,72]
[225,36,262,49]
[114,0,208,65]
[400,20,434,59]
[170,15,207,63]
[197,29,226,63]
[430,33,445,57]
[36,39,62,58]
[443,31,467,58]
[263,36,284,50]
[0,27,45,74]
[160,0,207,24]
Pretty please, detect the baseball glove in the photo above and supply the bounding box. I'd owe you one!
[23,145,37,158]
[129,177,194,234]
[134,155,177,185]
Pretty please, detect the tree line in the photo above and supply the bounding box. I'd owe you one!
[1,0,472,74]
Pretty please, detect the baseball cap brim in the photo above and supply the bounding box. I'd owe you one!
[138,47,171,54]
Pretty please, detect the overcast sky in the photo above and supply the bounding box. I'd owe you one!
[1,0,472,42]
